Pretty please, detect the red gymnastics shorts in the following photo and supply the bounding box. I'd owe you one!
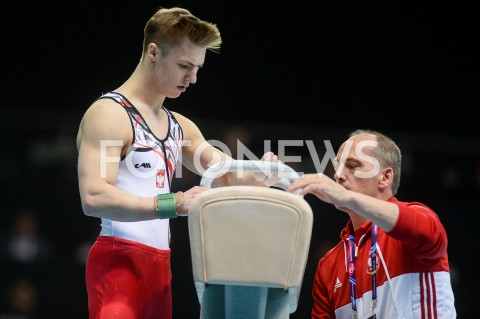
[86,236,172,319]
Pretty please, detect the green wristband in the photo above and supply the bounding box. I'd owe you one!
[156,193,177,219]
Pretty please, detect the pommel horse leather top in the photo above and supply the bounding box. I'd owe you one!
[188,160,313,316]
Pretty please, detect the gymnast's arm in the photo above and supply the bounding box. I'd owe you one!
[76,101,160,222]
[173,112,278,187]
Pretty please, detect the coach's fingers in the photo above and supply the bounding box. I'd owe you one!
[288,173,323,192]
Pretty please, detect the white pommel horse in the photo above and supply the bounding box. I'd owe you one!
[188,160,313,319]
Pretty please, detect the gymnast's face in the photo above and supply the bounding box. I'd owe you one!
[149,38,207,98]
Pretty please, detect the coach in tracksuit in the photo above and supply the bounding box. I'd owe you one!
[288,129,456,319]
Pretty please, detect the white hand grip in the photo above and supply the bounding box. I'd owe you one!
[199,160,301,193]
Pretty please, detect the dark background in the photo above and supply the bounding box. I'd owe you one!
[1,1,478,318]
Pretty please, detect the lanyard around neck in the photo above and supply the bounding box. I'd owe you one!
[347,223,378,318]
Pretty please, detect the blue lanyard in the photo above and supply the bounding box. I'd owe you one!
[348,223,378,318]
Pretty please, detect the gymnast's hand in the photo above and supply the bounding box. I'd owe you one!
[176,186,210,216]
[253,151,282,187]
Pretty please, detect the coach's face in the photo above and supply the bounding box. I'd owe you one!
[334,134,384,199]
